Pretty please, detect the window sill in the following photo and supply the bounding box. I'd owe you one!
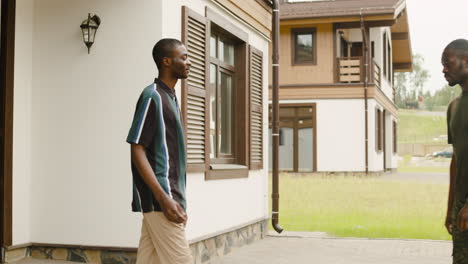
[292,62,317,66]
[205,164,249,181]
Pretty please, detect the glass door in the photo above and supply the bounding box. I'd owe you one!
[269,105,316,172]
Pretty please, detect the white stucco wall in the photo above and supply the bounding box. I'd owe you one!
[278,99,366,172]
[12,0,34,245]
[28,0,163,246]
[370,27,394,100]
[13,0,269,247]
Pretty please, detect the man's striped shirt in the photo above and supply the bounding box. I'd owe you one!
[126,79,187,212]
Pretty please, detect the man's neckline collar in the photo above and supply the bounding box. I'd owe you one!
[154,78,175,97]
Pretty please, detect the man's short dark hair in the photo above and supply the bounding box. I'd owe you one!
[445,39,468,58]
[152,38,183,70]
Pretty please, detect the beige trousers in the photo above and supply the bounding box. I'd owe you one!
[136,212,192,264]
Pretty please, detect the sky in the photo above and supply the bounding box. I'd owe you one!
[406,0,468,94]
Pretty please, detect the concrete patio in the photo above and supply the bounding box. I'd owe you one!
[11,232,452,264]
[218,232,452,264]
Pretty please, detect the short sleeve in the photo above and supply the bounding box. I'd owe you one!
[126,95,158,148]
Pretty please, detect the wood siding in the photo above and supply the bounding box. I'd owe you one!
[280,23,334,85]
[212,0,272,37]
[269,84,398,116]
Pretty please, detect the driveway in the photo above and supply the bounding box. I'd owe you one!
[218,232,452,264]
[381,172,449,184]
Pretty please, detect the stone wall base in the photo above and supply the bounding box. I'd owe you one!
[3,219,268,264]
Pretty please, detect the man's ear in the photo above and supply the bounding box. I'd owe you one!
[162,57,172,67]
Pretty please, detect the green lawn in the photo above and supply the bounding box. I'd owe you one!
[398,110,447,144]
[397,166,449,173]
[273,174,450,240]
[397,155,450,173]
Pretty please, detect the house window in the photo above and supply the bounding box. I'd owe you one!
[292,28,317,65]
[376,109,383,152]
[387,39,392,84]
[209,32,236,161]
[182,6,265,179]
[383,32,387,78]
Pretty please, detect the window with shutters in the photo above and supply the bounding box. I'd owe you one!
[376,108,383,152]
[181,6,264,179]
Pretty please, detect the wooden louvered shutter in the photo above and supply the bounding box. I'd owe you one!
[181,6,210,173]
[249,46,264,169]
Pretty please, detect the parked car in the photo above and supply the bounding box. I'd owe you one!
[432,149,453,158]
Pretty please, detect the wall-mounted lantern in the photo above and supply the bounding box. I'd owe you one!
[80,13,101,54]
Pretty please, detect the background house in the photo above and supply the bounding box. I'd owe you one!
[269,0,412,174]
[0,0,272,263]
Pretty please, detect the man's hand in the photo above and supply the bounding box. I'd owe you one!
[161,196,187,224]
[446,214,453,234]
[457,203,468,231]
[131,144,187,225]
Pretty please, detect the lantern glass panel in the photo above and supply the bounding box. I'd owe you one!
[82,28,90,42]
[88,27,97,43]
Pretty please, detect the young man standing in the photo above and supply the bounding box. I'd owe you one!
[443,39,468,264]
[126,38,192,264]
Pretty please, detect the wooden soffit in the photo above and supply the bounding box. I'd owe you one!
[391,8,412,72]
[212,0,272,37]
[268,84,398,116]
[280,14,396,26]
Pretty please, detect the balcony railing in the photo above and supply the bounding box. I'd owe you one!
[337,57,382,88]
[337,57,363,83]
[373,59,381,89]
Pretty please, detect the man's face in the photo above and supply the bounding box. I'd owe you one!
[168,45,191,79]
[442,48,468,86]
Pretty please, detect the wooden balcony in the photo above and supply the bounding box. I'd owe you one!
[373,59,381,89]
[337,57,382,88]
[337,57,363,83]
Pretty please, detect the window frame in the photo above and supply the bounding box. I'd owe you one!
[383,32,387,78]
[387,37,392,84]
[183,6,265,180]
[209,42,237,163]
[291,27,317,66]
[268,104,318,173]
[375,108,383,152]
[204,7,250,179]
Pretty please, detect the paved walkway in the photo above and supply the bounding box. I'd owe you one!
[12,259,77,264]
[381,172,449,184]
[11,233,453,264]
[218,232,452,264]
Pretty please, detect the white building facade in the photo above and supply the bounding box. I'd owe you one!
[268,0,412,174]
[1,0,273,263]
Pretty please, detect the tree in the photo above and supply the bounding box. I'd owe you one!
[410,54,430,98]
[394,71,408,108]
[394,54,430,109]
[431,84,461,107]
